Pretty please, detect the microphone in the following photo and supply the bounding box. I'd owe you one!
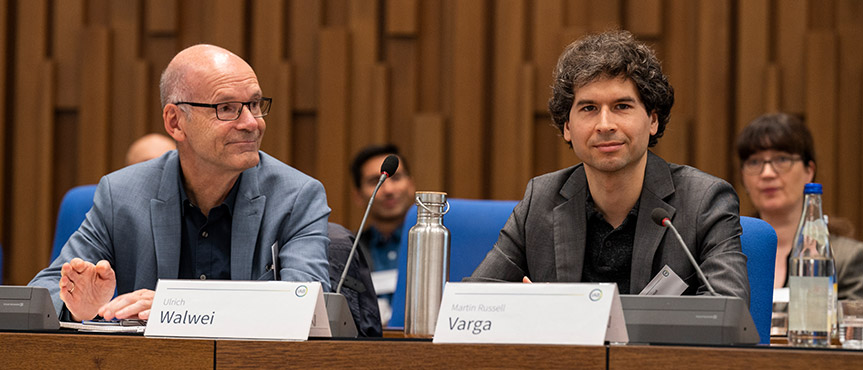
[650,208,718,295]
[336,154,399,294]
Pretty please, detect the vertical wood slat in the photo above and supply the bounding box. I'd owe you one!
[386,0,419,36]
[490,0,527,200]
[317,28,350,225]
[532,0,564,113]
[37,62,56,268]
[763,64,781,113]
[209,0,246,56]
[694,0,732,179]
[412,114,446,192]
[78,27,112,185]
[417,0,442,113]
[625,0,661,37]
[588,0,622,32]
[836,30,863,234]
[251,0,288,162]
[777,0,807,115]
[111,0,144,171]
[348,0,380,158]
[385,39,417,155]
[10,0,50,284]
[735,0,770,132]
[0,0,7,246]
[449,0,487,198]
[805,31,839,215]
[146,0,177,35]
[289,0,322,112]
[657,0,697,165]
[53,0,85,110]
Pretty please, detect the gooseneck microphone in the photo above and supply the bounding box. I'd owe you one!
[650,208,718,295]
[336,154,400,294]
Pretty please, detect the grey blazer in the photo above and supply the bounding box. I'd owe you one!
[29,150,331,316]
[470,152,750,304]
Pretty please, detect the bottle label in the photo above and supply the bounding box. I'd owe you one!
[788,276,831,332]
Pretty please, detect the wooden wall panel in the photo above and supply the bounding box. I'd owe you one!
[805,31,839,214]
[626,0,661,37]
[53,0,85,110]
[317,28,350,224]
[0,0,7,246]
[4,0,863,284]
[449,0,487,198]
[77,27,112,185]
[837,30,863,235]
[387,0,419,36]
[777,0,807,114]
[289,0,322,112]
[694,0,732,180]
[490,0,527,200]
[252,0,288,162]
[110,0,144,171]
[10,0,50,282]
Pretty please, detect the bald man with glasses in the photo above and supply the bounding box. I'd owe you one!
[30,44,331,322]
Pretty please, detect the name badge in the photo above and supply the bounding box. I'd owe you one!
[639,264,688,296]
[145,280,331,340]
[432,282,628,345]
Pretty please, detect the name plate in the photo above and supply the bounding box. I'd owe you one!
[432,282,628,345]
[145,280,331,340]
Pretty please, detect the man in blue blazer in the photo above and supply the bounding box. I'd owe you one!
[29,44,330,321]
[470,31,749,303]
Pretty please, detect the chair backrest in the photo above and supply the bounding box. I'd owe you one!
[739,216,777,345]
[51,185,98,263]
[388,198,518,327]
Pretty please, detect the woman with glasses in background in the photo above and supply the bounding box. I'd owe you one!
[736,112,863,300]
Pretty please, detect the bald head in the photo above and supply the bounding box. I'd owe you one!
[126,133,176,165]
[159,44,257,108]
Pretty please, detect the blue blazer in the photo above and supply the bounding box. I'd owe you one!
[30,150,331,316]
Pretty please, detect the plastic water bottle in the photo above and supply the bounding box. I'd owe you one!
[404,191,450,338]
[788,183,837,347]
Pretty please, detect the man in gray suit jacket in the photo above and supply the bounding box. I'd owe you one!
[470,31,750,303]
[29,44,330,321]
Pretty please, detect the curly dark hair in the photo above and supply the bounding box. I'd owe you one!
[350,144,411,189]
[548,30,674,147]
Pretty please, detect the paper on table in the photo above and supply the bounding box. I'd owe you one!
[60,321,147,333]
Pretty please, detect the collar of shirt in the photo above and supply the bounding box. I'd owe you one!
[177,171,242,217]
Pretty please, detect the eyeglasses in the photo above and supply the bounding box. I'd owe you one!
[742,155,802,175]
[174,97,272,121]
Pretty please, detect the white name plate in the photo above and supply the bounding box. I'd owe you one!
[145,280,331,340]
[433,282,628,345]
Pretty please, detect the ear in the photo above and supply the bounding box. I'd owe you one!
[648,110,659,135]
[163,104,186,142]
[563,120,572,141]
[805,160,816,182]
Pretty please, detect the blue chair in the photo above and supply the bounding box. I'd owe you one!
[388,198,518,328]
[51,185,98,263]
[739,216,777,345]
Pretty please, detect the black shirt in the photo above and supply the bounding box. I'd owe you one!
[177,173,241,280]
[582,194,640,294]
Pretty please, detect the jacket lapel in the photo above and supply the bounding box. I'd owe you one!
[231,163,265,280]
[152,152,182,279]
[554,166,588,282]
[630,152,676,292]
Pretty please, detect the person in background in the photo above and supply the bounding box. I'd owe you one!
[125,133,176,165]
[29,44,331,321]
[349,144,416,325]
[736,112,863,299]
[469,30,750,302]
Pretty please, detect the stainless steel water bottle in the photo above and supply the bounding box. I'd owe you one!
[404,191,450,337]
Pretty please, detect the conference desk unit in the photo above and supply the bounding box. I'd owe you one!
[2,331,862,369]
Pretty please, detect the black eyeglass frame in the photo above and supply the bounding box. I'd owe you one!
[741,155,803,175]
[174,97,272,121]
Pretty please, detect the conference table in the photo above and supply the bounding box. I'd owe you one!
[2,331,861,369]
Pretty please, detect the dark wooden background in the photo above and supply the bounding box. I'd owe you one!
[1,0,861,285]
